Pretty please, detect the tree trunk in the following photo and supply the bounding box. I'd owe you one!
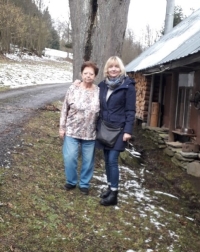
[69,0,130,83]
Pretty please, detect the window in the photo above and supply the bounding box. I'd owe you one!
[175,72,194,129]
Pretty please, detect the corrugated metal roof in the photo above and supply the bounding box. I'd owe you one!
[125,8,200,72]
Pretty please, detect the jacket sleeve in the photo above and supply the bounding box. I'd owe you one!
[124,80,136,134]
[59,90,69,131]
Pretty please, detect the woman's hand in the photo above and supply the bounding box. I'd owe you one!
[123,133,132,142]
[59,129,65,139]
[73,79,81,86]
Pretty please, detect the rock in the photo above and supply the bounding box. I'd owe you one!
[180,151,198,159]
[119,149,141,167]
[171,156,182,167]
[141,123,147,129]
[164,148,174,157]
[159,133,169,140]
[166,141,183,148]
[171,156,188,170]
[174,152,194,162]
[157,139,165,144]
[158,144,166,149]
[146,126,168,133]
[169,147,182,153]
[187,161,200,177]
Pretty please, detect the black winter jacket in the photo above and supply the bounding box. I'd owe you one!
[96,76,136,151]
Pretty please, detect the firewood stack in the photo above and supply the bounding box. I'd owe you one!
[133,73,151,122]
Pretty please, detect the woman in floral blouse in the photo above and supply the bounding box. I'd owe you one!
[59,61,100,195]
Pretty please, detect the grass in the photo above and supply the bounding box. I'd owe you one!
[0,104,200,252]
[0,86,10,92]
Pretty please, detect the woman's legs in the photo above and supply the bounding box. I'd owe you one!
[62,136,79,186]
[103,149,120,190]
[63,137,95,189]
[100,149,120,206]
[103,149,111,185]
[80,139,95,188]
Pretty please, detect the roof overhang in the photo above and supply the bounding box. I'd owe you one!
[130,51,200,75]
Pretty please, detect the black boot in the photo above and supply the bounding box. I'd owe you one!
[100,190,118,206]
[100,186,111,198]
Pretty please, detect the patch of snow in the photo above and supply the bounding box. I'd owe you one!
[0,50,73,89]
[185,216,194,221]
[154,191,179,199]
[44,48,72,60]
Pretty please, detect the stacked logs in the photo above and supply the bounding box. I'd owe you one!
[132,73,151,121]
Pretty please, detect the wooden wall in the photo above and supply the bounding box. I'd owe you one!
[190,70,200,144]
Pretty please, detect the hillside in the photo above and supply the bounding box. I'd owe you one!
[0,50,73,89]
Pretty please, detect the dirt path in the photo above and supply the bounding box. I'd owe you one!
[0,83,71,167]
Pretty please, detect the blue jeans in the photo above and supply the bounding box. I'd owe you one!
[62,136,95,188]
[103,149,120,189]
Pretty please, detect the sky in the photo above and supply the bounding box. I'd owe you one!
[47,0,200,40]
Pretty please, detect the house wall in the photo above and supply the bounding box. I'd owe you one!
[162,75,172,128]
[130,73,150,122]
[130,70,200,146]
[190,70,200,144]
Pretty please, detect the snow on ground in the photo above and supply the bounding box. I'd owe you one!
[44,47,72,59]
[0,49,73,89]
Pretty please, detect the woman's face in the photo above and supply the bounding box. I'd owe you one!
[107,62,121,78]
[81,67,96,84]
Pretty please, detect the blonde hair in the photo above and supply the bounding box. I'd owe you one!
[103,56,126,78]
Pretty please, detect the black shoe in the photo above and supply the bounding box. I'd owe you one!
[65,183,76,190]
[79,187,89,195]
[100,186,111,198]
[100,190,118,206]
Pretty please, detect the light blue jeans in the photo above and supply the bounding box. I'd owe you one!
[103,149,120,189]
[62,136,95,188]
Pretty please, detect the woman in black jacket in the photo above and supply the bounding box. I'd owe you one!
[97,56,136,206]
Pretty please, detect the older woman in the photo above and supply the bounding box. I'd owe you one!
[97,56,136,206]
[59,61,99,195]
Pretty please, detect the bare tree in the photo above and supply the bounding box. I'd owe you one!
[69,0,130,82]
[144,24,159,48]
[122,29,143,65]
[54,20,72,53]
[0,0,59,54]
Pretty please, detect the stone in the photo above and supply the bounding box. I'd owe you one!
[171,156,182,168]
[146,126,168,133]
[159,133,169,140]
[164,147,174,157]
[169,147,182,153]
[119,149,141,167]
[174,152,194,162]
[187,161,200,177]
[180,151,198,159]
[141,122,147,129]
[158,144,166,149]
[166,141,183,148]
[179,162,188,170]
[171,156,188,170]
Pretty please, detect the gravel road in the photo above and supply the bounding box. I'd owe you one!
[0,83,71,167]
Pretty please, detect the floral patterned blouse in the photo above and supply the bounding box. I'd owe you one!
[60,84,100,140]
